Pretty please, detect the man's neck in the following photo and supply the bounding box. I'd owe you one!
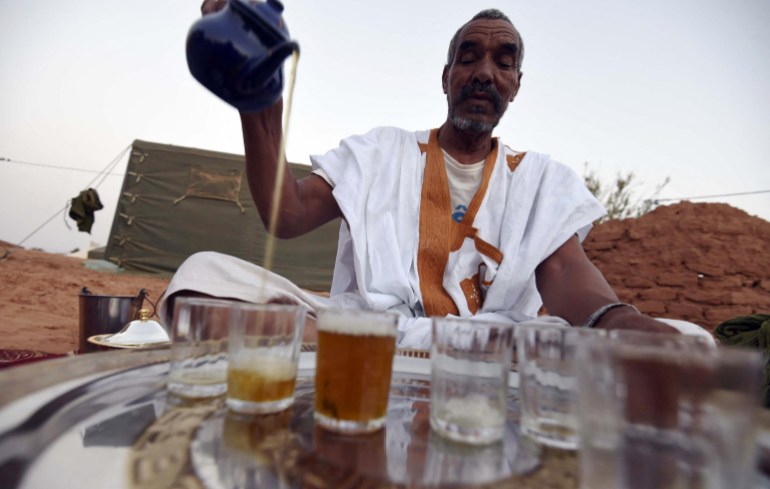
[436,123,495,164]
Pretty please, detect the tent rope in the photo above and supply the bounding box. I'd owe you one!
[1,143,133,261]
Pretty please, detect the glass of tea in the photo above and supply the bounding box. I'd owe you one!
[314,308,399,434]
[226,303,306,414]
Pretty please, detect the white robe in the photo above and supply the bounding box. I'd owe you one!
[310,127,606,347]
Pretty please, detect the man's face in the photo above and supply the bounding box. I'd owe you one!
[443,19,523,133]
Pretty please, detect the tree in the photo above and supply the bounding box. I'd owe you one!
[583,163,670,222]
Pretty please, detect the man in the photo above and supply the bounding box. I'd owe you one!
[166,4,688,347]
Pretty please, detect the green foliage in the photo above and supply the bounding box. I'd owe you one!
[583,163,670,222]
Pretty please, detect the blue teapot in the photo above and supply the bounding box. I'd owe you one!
[186,0,299,112]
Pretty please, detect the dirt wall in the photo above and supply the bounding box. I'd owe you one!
[585,202,770,331]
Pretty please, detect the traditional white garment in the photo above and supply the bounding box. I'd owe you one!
[306,126,606,348]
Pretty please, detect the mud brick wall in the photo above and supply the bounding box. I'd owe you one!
[584,202,770,332]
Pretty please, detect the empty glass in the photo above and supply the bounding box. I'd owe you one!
[516,324,605,449]
[167,297,232,398]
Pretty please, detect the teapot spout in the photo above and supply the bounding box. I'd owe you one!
[238,40,299,98]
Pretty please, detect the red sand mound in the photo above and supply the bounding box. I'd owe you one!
[0,202,767,355]
[585,202,770,331]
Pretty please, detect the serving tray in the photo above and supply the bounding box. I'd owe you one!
[0,350,546,489]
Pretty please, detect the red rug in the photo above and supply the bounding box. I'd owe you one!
[0,349,67,369]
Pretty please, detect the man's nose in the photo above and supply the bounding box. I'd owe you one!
[472,55,495,84]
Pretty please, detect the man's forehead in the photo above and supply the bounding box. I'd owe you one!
[457,19,520,46]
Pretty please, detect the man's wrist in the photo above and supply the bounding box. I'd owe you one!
[583,302,640,329]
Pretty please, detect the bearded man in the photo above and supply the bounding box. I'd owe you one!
[162,6,710,347]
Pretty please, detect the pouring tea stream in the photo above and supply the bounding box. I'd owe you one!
[186,0,300,272]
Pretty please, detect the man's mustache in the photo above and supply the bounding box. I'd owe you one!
[454,81,503,113]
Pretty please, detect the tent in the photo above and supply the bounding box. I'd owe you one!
[104,139,340,291]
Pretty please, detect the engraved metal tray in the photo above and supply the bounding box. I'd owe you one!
[0,350,544,489]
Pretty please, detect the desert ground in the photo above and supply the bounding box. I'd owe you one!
[1,201,768,358]
[0,244,170,354]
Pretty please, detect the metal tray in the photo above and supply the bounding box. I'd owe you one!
[0,351,541,489]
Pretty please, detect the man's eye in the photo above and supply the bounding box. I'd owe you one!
[498,56,515,68]
[459,53,476,64]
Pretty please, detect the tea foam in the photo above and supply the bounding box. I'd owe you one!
[317,310,397,337]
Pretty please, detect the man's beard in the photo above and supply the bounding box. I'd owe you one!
[450,115,497,133]
[449,81,504,133]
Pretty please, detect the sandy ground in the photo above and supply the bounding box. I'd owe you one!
[0,243,170,354]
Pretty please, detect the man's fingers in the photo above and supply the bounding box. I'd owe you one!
[200,0,227,15]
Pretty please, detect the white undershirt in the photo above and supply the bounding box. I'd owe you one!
[443,149,485,223]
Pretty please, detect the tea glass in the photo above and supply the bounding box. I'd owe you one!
[575,331,761,489]
[430,317,515,445]
[226,303,305,414]
[516,324,606,449]
[167,297,232,398]
[314,308,399,434]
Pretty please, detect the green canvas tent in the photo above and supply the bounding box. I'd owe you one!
[104,139,340,291]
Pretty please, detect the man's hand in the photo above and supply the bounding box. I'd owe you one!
[593,303,679,334]
[201,0,227,15]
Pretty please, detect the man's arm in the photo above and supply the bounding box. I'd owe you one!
[535,235,677,333]
[199,0,340,238]
[239,105,341,238]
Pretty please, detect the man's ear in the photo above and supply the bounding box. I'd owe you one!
[442,65,449,94]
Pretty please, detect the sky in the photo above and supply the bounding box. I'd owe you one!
[1,0,769,254]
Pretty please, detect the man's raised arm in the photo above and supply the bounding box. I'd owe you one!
[199,0,340,238]
[535,235,677,333]
[239,105,341,238]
